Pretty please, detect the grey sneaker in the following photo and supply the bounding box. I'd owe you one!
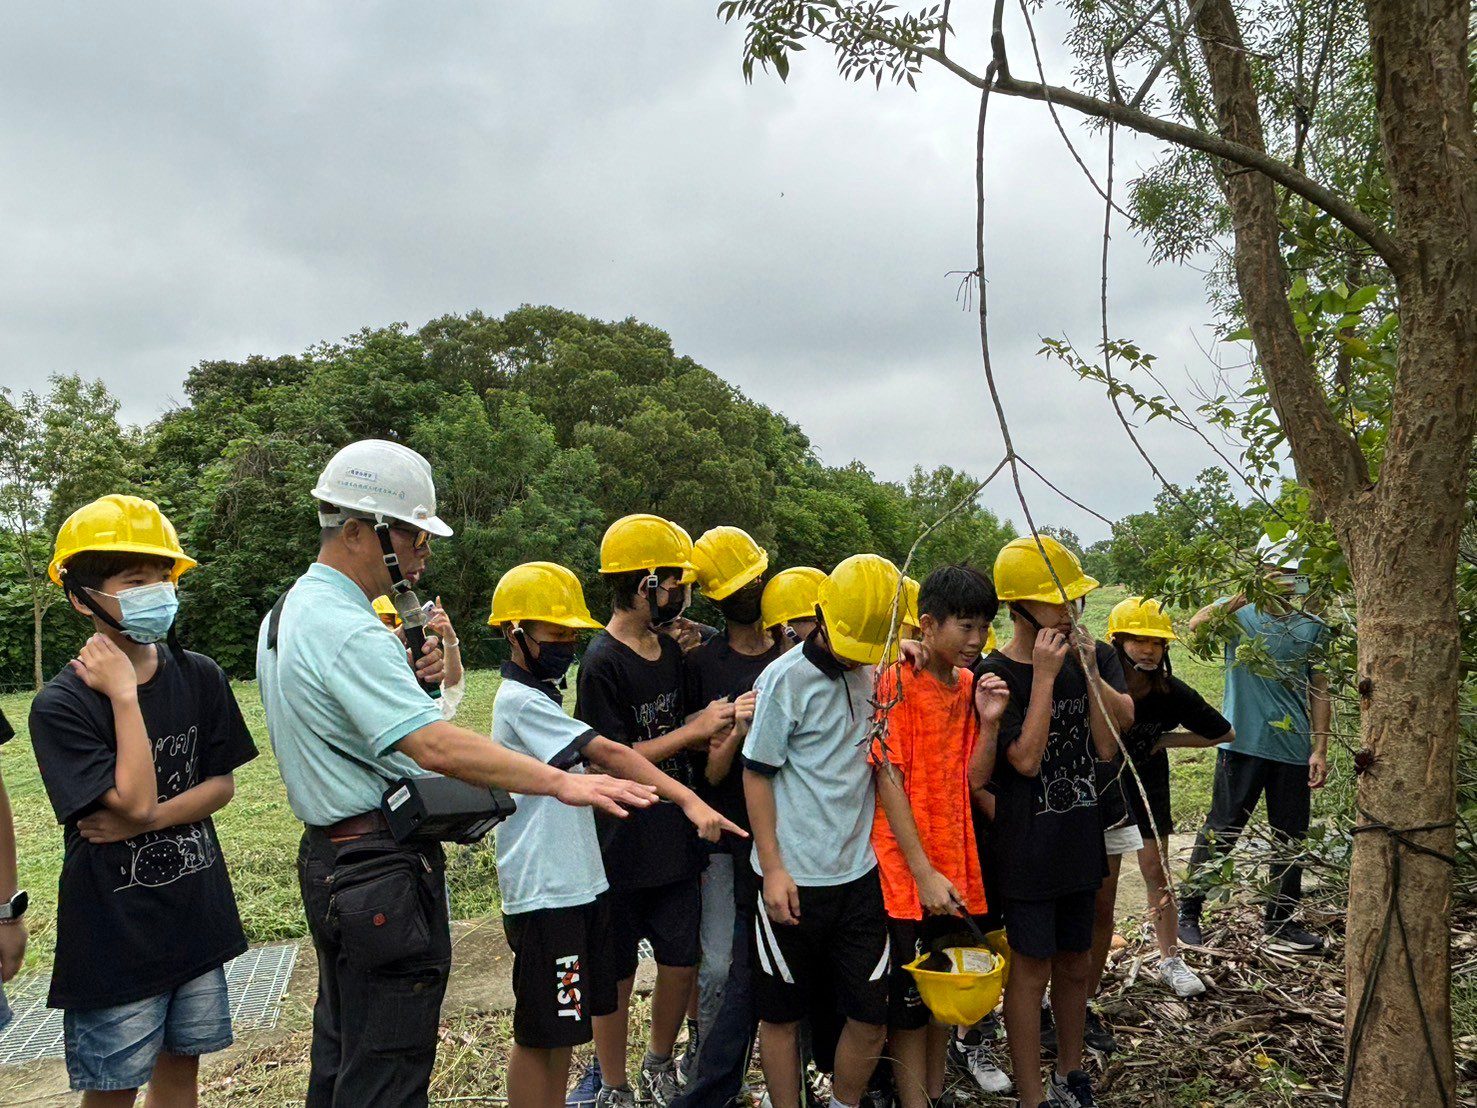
[949,1032,1013,1093]
[642,1060,682,1108]
[1048,1069,1096,1107]
[594,1086,636,1108]
[1159,954,1207,997]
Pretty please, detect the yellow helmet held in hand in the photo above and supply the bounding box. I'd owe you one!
[49,494,197,586]
[762,567,826,629]
[1107,596,1177,641]
[692,526,769,601]
[491,562,603,629]
[993,535,1099,604]
[818,553,905,665]
[599,514,697,583]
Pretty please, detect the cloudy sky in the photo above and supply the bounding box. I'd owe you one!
[1,1,1246,540]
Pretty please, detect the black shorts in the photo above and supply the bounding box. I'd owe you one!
[974,814,1007,934]
[886,915,981,1031]
[1003,888,1098,960]
[609,877,702,978]
[752,867,889,1027]
[1126,751,1173,841]
[503,896,620,1049]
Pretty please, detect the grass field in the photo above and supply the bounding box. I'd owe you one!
[0,585,1226,974]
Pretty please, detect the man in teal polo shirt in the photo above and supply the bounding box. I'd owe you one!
[1179,534,1331,955]
[258,439,657,1108]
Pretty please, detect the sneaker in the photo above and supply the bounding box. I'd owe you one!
[676,1028,700,1087]
[949,1032,1014,1094]
[567,1060,603,1108]
[594,1085,636,1108]
[641,1060,682,1108]
[1177,912,1204,947]
[1039,1002,1057,1053]
[1264,921,1326,954]
[1048,1069,1096,1107]
[1158,954,1207,997]
[1083,1009,1117,1055]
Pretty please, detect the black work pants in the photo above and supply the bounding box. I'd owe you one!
[299,828,452,1108]
[1182,748,1311,924]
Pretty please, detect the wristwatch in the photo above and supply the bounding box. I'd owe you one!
[0,890,27,924]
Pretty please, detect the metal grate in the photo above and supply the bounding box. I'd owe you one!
[0,942,299,1068]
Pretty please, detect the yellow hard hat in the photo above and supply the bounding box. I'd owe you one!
[817,553,905,665]
[491,562,603,629]
[372,595,399,623]
[693,526,769,600]
[761,567,826,629]
[906,929,1011,1027]
[993,535,1099,604]
[599,514,697,584]
[49,494,196,586]
[1107,596,1177,641]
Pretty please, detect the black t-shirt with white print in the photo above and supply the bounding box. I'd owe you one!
[575,630,702,889]
[28,648,257,1009]
[974,641,1125,901]
[683,630,783,841]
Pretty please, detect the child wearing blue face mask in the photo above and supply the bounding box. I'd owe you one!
[487,562,743,1108]
[27,495,257,1107]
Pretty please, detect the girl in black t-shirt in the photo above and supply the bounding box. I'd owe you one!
[1105,598,1233,1000]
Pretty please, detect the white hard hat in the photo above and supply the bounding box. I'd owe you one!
[312,439,454,537]
[1256,532,1299,571]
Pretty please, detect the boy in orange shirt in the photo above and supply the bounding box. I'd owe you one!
[872,565,1010,1108]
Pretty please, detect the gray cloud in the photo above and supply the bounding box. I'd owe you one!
[0,1,1247,540]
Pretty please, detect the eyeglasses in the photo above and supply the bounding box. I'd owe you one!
[390,524,432,552]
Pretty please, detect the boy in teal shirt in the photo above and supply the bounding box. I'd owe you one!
[1179,536,1331,953]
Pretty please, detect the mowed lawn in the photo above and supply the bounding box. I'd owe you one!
[0,585,1225,974]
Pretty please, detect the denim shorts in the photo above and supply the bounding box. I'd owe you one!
[64,966,233,1091]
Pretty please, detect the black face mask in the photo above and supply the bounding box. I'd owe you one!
[718,585,763,627]
[648,580,688,627]
[526,637,577,683]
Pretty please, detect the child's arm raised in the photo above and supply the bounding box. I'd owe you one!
[874,763,961,915]
[633,698,735,764]
[970,674,1009,792]
[1006,629,1068,776]
[70,635,157,826]
[584,736,746,843]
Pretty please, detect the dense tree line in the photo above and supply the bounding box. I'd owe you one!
[0,305,1020,685]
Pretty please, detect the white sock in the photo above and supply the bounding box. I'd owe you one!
[831,1098,858,1108]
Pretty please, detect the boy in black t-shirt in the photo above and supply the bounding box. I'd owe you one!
[575,515,736,1108]
[676,527,781,1098]
[975,536,1131,1108]
[27,495,256,1104]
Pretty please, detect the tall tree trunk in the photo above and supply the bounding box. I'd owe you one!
[1340,5,1477,1101]
[1193,0,1477,1102]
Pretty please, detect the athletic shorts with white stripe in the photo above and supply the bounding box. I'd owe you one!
[752,866,890,1027]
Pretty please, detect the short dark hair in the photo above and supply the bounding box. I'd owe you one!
[608,566,685,611]
[918,563,998,624]
[62,551,176,593]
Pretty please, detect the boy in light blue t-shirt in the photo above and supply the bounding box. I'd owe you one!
[1179,537,1331,954]
[488,562,743,1108]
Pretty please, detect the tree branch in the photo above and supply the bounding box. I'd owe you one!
[907,41,1410,275]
